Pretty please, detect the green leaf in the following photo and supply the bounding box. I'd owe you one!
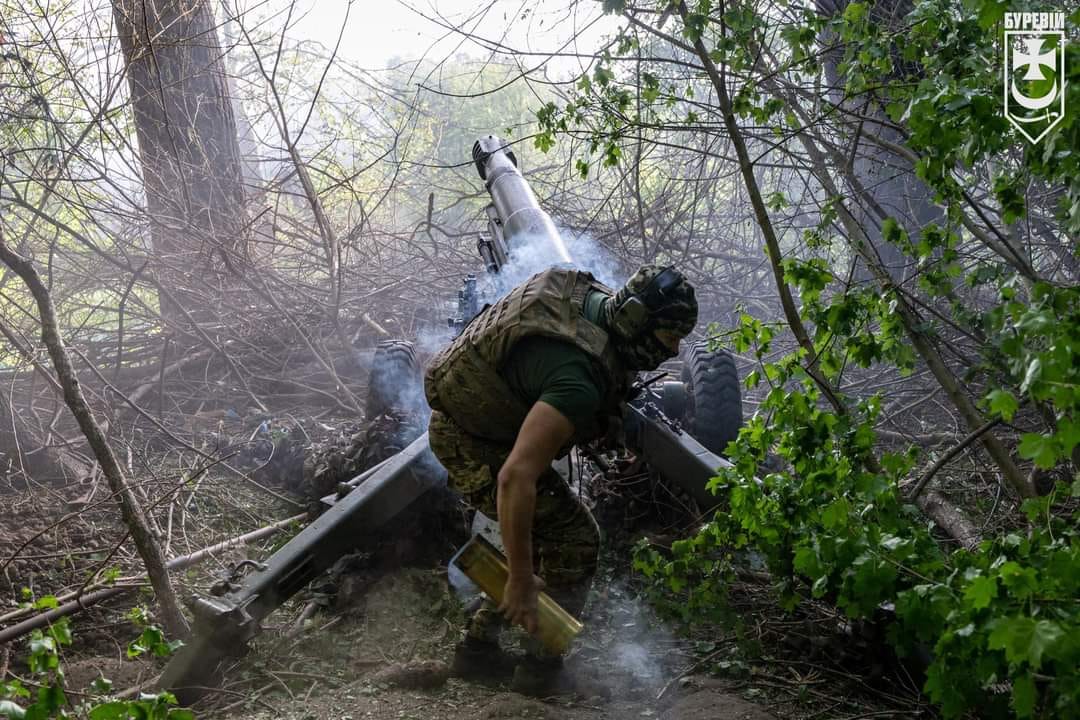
[963,575,997,609]
[1018,433,1058,469]
[842,1,867,23]
[986,389,1019,421]
[89,702,132,720]
[1012,673,1037,717]
[1056,418,1080,456]
[533,132,554,153]
[821,499,850,531]
[33,685,64,714]
[996,561,1039,598]
[987,617,1064,668]
[977,1,1007,30]
[766,191,788,211]
[47,618,72,647]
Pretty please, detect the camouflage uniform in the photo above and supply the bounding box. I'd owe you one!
[428,410,599,656]
[425,265,697,658]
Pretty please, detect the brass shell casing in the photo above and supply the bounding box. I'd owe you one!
[454,535,583,655]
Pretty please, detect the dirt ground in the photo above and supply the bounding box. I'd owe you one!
[3,485,923,720]
[195,568,776,720]
[1,492,928,720]
[2,413,925,720]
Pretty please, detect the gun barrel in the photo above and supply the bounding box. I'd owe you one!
[473,135,571,263]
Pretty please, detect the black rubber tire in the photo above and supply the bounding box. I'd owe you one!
[366,340,424,418]
[681,341,742,456]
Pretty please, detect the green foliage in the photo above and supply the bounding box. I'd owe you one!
[86,697,192,720]
[0,617,190,720]
[532,2,1078,715]
[126,627,183,660]
[637,251,1079,718]
[981,284,1080,472]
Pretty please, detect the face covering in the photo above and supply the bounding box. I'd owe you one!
[613,330,679,371]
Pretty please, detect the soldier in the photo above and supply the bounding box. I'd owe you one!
[425,263,698,695]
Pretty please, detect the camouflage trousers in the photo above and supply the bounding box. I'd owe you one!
[428,410,600,657]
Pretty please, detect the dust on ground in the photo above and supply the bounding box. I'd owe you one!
[197,567,775,720]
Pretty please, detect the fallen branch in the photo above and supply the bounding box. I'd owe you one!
[0,235,188,639]
[916,491,982,551]
[0,513,305,643]
[70,346,304,509]
[128,347,213,406]
[907,418,1001,501]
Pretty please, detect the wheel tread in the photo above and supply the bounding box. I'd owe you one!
[367,340,423,417]
[683,341,742,456]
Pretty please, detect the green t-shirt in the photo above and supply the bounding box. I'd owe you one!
[498,291,610,434]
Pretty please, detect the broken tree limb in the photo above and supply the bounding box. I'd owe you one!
[907,418,1002,501]
[156,282,268,415]
[128,347,213,406]
[362,312,390,338]
[68,346,304,510]
[0,234,188,639]
[916,491,983,551]
[0,513,305,643]
[0,318,89,484]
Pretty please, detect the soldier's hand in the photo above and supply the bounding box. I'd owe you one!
[498,574,545,634]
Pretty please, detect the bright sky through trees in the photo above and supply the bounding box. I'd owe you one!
[269,0,621,74]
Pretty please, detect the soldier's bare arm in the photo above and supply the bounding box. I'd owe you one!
[496,400,575,633]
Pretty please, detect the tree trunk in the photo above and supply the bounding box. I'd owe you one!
[110,0,248,320]
[916,491,982,551]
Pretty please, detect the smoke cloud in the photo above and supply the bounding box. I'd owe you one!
[574,582,679,698]
[484,226,628,304]
[412,225,626,356]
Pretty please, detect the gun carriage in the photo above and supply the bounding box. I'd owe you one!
[160,137,744,702]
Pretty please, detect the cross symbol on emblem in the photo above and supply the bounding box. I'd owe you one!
[1011,36,1059,111]
[1014,37,1056,80]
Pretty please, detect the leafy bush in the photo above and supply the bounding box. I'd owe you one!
[637,278,1079,718]
[0,602,191,720]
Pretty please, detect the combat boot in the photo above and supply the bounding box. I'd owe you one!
[510,655,569,697]
[450,637,518,684]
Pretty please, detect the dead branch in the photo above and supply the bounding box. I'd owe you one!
[0,235,189,639]
[0,513,304,642]
[916,491,983,551]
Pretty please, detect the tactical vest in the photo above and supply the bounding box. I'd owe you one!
[424,268,632,446]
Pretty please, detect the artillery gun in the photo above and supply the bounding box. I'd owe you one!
[160,136,744,702]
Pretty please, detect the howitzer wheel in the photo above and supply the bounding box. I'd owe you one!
[681,341,742,456]
[366,340,424,418]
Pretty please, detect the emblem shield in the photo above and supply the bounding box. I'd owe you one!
[1004,21,1066,144]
